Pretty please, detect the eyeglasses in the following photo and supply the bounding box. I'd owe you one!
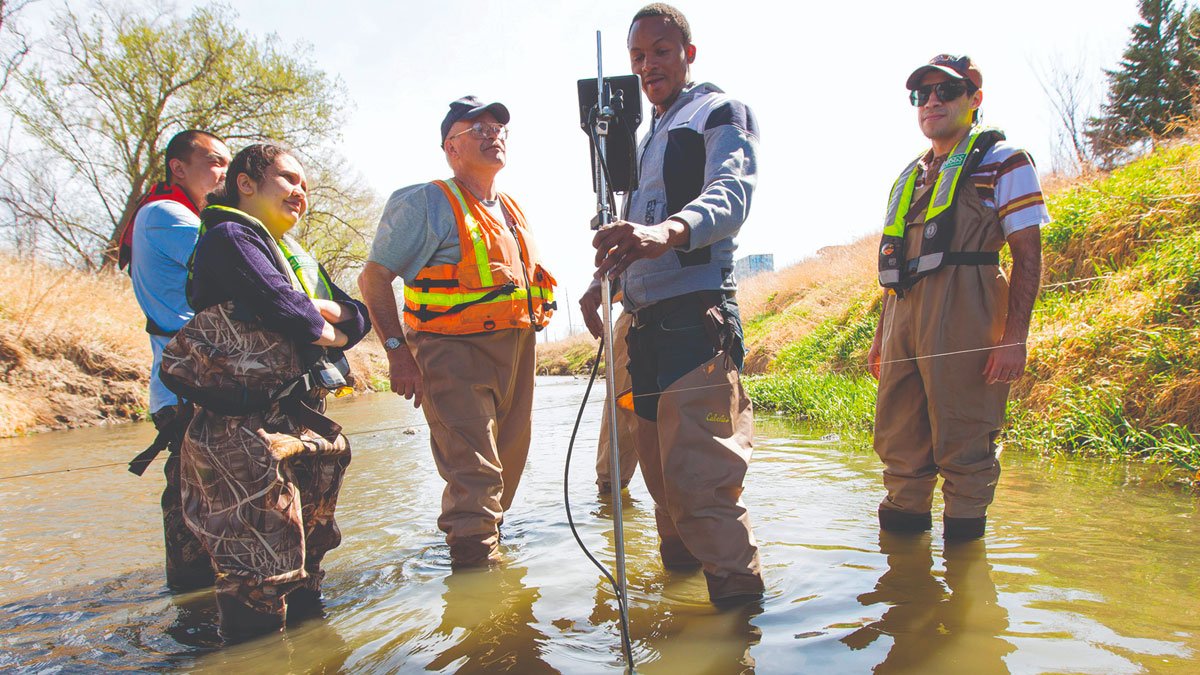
[446,122,509,142]
[909,81,973,107]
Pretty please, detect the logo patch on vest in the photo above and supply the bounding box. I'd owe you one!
[943,153,966,169]
[881,243,895,256]
[644,199,659,226]
[924,222,938,239]
[706,412,731,424]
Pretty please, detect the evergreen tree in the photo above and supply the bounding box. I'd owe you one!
[1087,0,1196,164]
[1174,7,1200,105]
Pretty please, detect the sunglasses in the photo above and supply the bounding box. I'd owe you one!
[909,80,973,107]
[446,122,509,142]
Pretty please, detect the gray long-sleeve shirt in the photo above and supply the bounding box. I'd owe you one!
[619,82,759,312]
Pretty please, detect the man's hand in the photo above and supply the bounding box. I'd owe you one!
[388,346,423,408]
[867,339,882,380]
[579,282,604,339]
[982,341,1027,385]
[592,218,689,280]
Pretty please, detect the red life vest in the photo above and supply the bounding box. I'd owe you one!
[117,182,199,271]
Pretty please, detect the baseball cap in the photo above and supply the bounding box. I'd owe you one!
[905,54,983,90]
[440,96,511,145]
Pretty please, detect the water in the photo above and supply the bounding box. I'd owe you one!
[0,377,1197,673]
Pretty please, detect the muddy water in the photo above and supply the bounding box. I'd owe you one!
[0,377,1197,674]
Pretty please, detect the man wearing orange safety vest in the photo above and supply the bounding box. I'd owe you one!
[359,96,556,566]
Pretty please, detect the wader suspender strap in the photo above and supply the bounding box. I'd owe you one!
[127,405,194,476]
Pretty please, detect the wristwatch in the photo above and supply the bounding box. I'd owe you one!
[383,336,406,351]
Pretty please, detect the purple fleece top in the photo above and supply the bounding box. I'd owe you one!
[190,221,370,348]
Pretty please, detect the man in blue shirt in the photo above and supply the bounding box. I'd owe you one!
[126,129,231,590]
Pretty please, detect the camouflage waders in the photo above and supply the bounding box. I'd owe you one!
[151,403,215,590]
[163,302,352,638]
[180,405,349,634]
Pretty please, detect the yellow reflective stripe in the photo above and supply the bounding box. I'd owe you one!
[404,283,554,305]
[277,235,334,300]
[404,286,525,305]
[884,164,920,236]
[926,131,978,221]
[441,179,494,287]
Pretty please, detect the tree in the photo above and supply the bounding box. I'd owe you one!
[1087,0,1197,165]
[1173,7,1200,113]
[0,0,35,95]
[1034,51,1097,175]
[0,1,349,269]
[290,151,383,287]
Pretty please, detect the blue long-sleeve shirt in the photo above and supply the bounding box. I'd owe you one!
[130,200,201,413]
[190,221,370,348]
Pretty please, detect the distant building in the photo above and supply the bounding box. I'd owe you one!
[734,253,774,280]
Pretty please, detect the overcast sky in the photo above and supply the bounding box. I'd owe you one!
[32,0,1144,338]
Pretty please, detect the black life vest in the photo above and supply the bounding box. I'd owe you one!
[877,128,1004,291]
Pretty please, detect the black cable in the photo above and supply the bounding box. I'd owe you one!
[562,338,635,665]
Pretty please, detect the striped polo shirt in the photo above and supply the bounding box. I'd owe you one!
[908,141,1051,237]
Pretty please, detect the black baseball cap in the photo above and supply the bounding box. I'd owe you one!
[906,54,983,90]
[440,96,510,145]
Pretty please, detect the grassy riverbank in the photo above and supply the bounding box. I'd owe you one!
[0,259,386,436]
[742,139,1200,480]
[535,139,1200,481]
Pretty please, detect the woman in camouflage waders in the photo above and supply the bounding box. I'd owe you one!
[161,144,370,640]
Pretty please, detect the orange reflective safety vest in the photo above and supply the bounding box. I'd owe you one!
[403,179,556,335]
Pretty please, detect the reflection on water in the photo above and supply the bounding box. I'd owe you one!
[0,378,1197,673]
[842,535,1013,673]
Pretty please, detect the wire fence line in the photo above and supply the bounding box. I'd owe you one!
[0,269,1173,482]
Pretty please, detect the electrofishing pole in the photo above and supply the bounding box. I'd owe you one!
[564,30,644,672]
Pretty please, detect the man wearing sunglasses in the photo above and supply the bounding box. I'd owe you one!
[582,3,764,604]
[867,55,1049,541]
[359,96,556,566]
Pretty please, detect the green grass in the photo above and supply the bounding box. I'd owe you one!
[744,372,876,435]
[746,296,879,436]
[740,141,1200,485]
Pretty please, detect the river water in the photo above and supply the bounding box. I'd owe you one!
[0,377,1197,674]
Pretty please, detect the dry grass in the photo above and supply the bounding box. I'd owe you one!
[0,255,389,437]
[535,332,599,376]
[0,257,148,435]
[738,237,879,373]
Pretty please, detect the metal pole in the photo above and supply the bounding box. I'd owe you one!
[594,29,634,669]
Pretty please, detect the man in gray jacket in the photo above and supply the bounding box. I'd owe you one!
[581,2,763,603]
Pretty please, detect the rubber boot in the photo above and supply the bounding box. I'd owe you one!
[216,593,284,642]
[660,534,702,570]
[449,539,501,569]
[286,585,324,622]
[944,515,987,541]
[878,508,933,533]
[706,571,765,605]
